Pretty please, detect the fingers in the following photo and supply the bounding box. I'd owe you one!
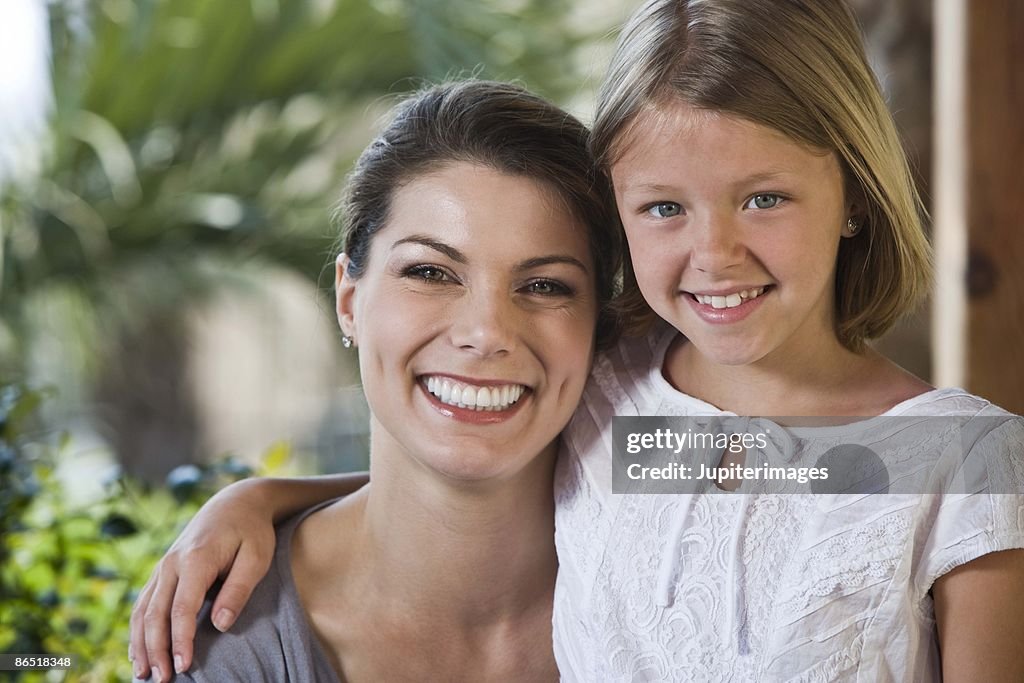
[130,578,156,680]
[142,568,179,682]
[168,560,221,673]
[209,541,273,633]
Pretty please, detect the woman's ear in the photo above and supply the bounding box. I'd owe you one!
[336,253,357,340]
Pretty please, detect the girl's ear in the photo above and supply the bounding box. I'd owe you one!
[844,182,867,229]
[336,253,357,339]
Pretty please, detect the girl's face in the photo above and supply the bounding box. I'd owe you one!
[337,162,598,483]
[611,102,852,368]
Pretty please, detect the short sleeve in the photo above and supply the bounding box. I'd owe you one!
[916,412,1024,601]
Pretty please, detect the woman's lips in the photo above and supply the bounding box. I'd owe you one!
[419,376,531,424]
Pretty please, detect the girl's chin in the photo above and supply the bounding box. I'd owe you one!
[683,337,771,368]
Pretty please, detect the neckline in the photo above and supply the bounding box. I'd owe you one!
[276,498,345,683]
[644,327,968,426]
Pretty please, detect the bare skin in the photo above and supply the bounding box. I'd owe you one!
[934,549,1024,682]
[664,334,933,420]
[292,472,558,681]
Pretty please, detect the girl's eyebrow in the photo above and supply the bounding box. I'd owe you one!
[391,235,465,263]
[734,170,794,186]
[619,171,797,195]
[617,181,677,194]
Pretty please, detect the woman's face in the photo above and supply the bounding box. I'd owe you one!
[337,162,598,483]
[611,102,851,368]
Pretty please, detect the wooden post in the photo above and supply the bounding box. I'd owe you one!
[965,1,1024,411]
[934,0,1024,413]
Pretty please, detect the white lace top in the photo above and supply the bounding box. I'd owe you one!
[552,325,1024,682]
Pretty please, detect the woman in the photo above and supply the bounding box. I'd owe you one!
[135,79,621,681]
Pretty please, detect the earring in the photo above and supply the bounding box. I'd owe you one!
[844,217,862,237]
[341,335,354,349]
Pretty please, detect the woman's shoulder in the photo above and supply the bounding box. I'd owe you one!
[174,501,341,682]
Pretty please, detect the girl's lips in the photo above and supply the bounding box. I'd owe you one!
[683,285,773,324]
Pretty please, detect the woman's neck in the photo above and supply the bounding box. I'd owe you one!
[293,438,558,629]
[363,449,557,622]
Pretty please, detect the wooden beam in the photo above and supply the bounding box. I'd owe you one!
[964,0,1024,412]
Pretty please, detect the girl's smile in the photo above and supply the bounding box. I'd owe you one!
[682,284,774,324]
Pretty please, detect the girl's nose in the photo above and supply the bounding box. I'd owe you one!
[690,212,745,274]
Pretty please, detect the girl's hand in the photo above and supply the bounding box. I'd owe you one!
[130,478,276,682]
[128,473,368,681]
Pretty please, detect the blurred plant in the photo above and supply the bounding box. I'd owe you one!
[0,0,613,476]
[1,0,598,358]
[0,383,274,681]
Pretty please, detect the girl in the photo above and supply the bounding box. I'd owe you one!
[133,1,1024,680]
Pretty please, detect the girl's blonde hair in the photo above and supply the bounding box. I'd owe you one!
[593,0,931,350]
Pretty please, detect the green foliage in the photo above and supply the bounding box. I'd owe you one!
[0,0,616,425]
[1,0,604,360]
[0,385,254,681]
[0,4,621,677]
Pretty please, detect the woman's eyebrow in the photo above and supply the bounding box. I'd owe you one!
[391,235,466,263]
[516,255,590,275]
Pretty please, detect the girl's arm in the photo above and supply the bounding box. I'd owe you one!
[934,548,1024,682]
[129,473,368,682]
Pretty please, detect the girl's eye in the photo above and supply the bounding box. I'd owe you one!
[645,202,682,218]
[523,280,571,296]
[745,193,783,210]
[405,265,450,282]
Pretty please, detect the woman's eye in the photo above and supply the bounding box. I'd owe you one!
[745,193,783,210]
[524,280,570,296]
[406,265,449,282]
[645,202,682,218]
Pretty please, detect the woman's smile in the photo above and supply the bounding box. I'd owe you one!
[419,375,531,424]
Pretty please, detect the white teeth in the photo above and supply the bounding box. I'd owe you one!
[423,377,527,411]
[696,287,767,309]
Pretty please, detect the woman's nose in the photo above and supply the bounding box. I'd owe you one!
[447,287,518,357]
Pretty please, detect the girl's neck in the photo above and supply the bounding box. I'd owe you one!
[664,332,931,417]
